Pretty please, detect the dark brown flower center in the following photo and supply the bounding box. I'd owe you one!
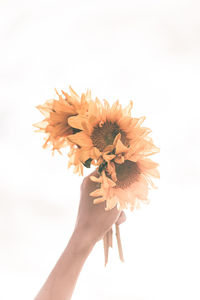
[114,160,140,189]
[91,121,129,152]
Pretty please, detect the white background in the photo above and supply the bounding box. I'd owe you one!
[0,0,200,299]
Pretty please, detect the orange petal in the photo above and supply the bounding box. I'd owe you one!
[123,100,133,116]
[33,121,48,129]
[90,175,102,183]
[36,104,51,117]
[88,115,98,127]
[103,154,116,162]
[137,158,159,170]
[115,139,129,155]
[68,115,87,130]
[107,161,117,182]
[93,197,105,204]
[102,172,116,188]
[79,149,91,163]
[67,132,92,147]
[103,145,115,153]
[86,89,91,100]
[81,121,92,135]
[90,189,104,197]
[92,147,102,159]
[105,197,117,210]
[69,86,81,102]
[113,133,121,147]
[114,155,125,164]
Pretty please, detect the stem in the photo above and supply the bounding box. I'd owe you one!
[103,228,113,266]
[115,224,124,262]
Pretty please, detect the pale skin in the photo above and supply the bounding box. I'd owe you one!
[35,171,126,300]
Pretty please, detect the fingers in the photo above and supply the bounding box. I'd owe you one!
[115,211,126,226]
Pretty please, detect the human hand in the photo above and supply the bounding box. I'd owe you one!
[74,170,126,245]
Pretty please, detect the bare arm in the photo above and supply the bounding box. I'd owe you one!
[35,171,126,300]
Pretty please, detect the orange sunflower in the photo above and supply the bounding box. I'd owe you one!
[67,97,159,210]
[33,86,91,175]
[90,158,159,211]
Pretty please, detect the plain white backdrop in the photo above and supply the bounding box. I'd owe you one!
[0,0,200,299]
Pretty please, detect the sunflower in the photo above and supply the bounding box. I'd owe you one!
[67,97,159,210]
[33,87,92,174]
[67,99,158,163]
[34,86,90,152]
[90,158,159,211]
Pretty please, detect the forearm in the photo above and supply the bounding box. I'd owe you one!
[35,227,95,300]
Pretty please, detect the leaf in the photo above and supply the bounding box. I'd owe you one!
[83,158,92,168]
[98,161,107,173]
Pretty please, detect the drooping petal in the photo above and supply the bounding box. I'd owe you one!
[113,133,121,147]
[92,147,102,160]
[68,115,88,130]
[115,139,129,155]
[114,155,125,164]
[78,148,92,163]
[93,197,105,204]
[107,161,117,182]
[105,197,117,210]
[103,154,116,162]
[67,132,93,147]
[90,188,104,197]
[90,175,102,183]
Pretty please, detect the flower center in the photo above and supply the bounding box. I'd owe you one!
[91,121,129,152]
[114,160,140,189]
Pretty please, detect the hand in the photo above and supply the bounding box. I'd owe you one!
[74,170,126,245]
[35,170,126,300]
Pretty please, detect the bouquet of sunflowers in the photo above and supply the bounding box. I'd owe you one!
[34,86,160,265]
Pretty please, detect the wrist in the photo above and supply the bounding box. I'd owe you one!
[72,226,96,254]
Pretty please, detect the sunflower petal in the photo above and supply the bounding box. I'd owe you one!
[68,115,87,130]
[115,139,129,155]
[92,147,102,160]
[78,149,91,163]
[103,154,116,162]
[69,86,81,102]
[123,100,133,116]
[103,145,115,153]
[105,197,117,210]
[90,189,104,197]
[114,155,125,164]
[113,133,121,147]
[90,175,102,183]
[67,132,92,147]
[93,197,105,204]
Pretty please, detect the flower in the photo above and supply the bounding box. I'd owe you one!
[67,98,159,162]
[33,87,92,175]
[90,158,159,211]
[68,98,159,210]
[33,86,90,153]
[35,87,159,208]
[67,97,159,210]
